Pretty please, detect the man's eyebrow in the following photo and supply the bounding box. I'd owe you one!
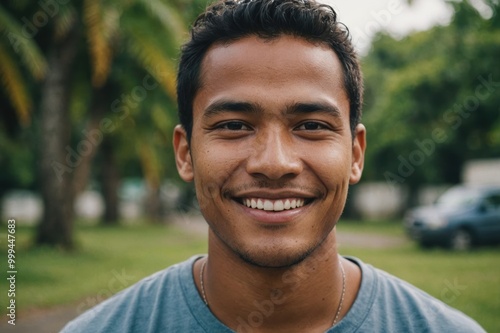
[285,102,342,118]
[202,100,260,118]
[202,100,342,119]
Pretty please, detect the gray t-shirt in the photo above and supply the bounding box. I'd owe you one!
[61,256,485,332]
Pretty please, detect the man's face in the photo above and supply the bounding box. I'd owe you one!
[174,35,365,268]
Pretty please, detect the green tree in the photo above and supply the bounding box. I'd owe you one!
[362,0,500,207]
[0,0,187,249]
[0,3,48,217]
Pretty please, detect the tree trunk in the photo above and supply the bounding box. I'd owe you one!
[101,138,120,225]
[36,25,80,250]
[70,85,109,211]
[138,142,164,223]
[144,185,163,223]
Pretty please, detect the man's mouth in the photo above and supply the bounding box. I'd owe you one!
[240,198,309,212]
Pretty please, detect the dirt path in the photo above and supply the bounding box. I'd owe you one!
[1,215,407,333]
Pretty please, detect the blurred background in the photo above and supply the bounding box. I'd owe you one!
[0,0,499,332]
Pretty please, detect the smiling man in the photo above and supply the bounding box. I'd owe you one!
[61,0,485,332]
[178,34,360,271]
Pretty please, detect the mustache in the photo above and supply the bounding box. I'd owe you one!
[222,181,325,198]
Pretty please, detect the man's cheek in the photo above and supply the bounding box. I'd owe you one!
[196,180,218,207]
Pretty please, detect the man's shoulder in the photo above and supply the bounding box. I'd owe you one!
[341,257,485,333]
[60,256,201,333]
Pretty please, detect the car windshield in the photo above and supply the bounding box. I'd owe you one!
[436,188,482,208]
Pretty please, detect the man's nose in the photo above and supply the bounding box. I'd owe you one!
[245,128,303,180]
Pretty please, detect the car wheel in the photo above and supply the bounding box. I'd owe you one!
[450,229,472,251]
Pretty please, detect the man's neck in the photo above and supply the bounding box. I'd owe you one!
[194,231,361,333]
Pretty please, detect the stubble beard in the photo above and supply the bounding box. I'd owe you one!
[209,222,335,269]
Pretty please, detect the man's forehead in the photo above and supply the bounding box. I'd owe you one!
[204,34,335,59]
[192,35,350,126]
[199,35,344,86]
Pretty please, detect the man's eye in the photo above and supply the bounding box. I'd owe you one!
[218,121,250,130]
[296,122,327,130]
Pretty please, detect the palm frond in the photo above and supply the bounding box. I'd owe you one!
[101,7,120,42]
[0,4,47,80]
[0,41,32,126]
[83,0,113,87]
[53,4,77,41]
[126,29,178,101]
[134,0,188,45]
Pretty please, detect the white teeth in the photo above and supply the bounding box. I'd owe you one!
[264,200,274,211]
[284,200,291,210]
[257,199,264,209]
[242,198,307,211]
[251,199,257,209]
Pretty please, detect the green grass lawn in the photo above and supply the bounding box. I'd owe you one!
[342,245,500,332]
[338,218,406,236]
[338,220,500,332]
[0,223,207,316]
[1,220,499,332]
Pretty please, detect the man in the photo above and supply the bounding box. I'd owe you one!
[62,0,485,332]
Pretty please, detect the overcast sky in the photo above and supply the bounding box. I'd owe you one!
[322,0,454,53]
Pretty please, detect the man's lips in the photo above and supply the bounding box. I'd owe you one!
[240,198,306,212]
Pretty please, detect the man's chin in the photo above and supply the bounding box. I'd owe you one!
[236,247,316,269]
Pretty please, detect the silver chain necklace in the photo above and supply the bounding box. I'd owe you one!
[200,259,209,306]
[333,258,346,325]
[200,257,346,326]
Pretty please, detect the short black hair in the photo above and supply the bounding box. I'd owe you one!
[177,0,363,141]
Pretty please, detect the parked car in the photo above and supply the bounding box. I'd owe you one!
[404,185,500,250]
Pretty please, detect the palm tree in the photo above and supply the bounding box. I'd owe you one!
[84,0,186,224]
[33,0,186,249]
[0,3,48,223]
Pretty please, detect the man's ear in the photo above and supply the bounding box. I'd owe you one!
[173,125,194,182]
[350,124,366,185]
